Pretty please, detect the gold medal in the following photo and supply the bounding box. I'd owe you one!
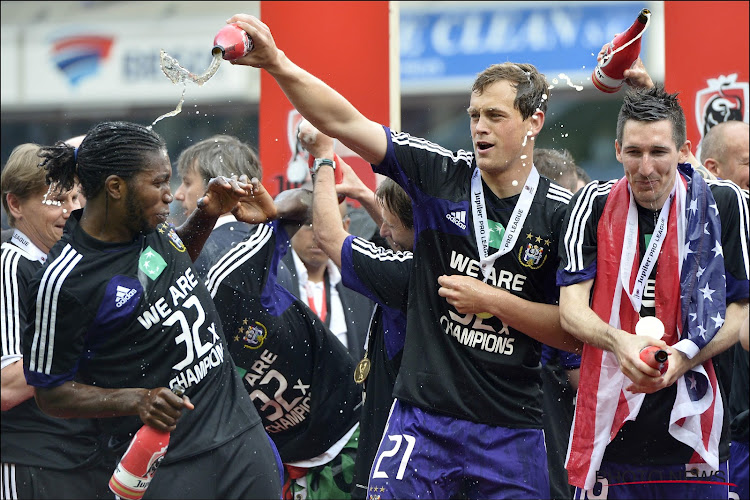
[354,357,371,384]
[476,312,493,319]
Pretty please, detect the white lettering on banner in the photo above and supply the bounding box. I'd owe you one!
[401,9,634,58]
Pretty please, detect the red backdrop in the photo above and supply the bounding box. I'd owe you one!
[664,1,749,152]
[258,1,391,196]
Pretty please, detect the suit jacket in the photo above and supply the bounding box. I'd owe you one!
[278,249,374,361]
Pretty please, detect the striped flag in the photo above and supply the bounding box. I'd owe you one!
[566,165,725,490]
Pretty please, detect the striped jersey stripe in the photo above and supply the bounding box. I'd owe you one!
[1,245,23,358]
[205,224,273,297]
[706,179,750,279]
[563,180,617,273]
[351,237,413,263]
[391,131,474,165]
[29,244,83,375]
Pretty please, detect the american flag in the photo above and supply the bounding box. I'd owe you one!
[566,165,725,490]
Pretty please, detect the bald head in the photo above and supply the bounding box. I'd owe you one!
[700,121,749,190]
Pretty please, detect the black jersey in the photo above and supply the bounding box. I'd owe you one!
[22,211,259,464]
[558,176,749,465]
[340,235,410,495]
[1,234,101,469]
[205,221,361,463]
[373,127,571,427]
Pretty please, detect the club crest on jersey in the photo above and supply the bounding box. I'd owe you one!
[166,226,186,253]
[519,232,550,269]
[237,319,267,349]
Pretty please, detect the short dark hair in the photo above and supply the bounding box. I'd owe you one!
[176,135,262,184]
[375,178,413,229]
[616,85,686,149]
[472,62,549,119]
[38,121,167,199]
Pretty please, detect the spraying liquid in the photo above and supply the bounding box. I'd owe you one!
[150,50,223,129]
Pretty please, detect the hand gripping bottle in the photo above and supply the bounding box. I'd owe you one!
[639,346,669,374]
[635,316,668,374]
[592,8,651,93]
[108,385,186,500]
[212,23,253,60]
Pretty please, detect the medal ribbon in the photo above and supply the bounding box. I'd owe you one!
[619,178,677,313]
[470,166,540,281]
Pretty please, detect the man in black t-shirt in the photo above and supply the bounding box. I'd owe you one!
[22,121,282,499]
[1,142,111,499]
[558,86,749,499]
[227,14,583,499]
[297,121,413,499]
[205,188,362,500]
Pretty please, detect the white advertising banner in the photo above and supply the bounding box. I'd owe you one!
[2,17,258,109]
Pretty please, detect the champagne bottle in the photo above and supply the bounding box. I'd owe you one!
[213,23,253,60]
[639,345,669,374]
[108,385,186,500]
[592,9,651,93]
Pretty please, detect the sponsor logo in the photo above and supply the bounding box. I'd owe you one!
[446,210,467,229]
[115,285,136,308]
[138,246,167,280]
[50,33,114,86]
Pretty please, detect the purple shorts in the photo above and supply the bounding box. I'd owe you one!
[730,439,748,500]
[366,399,548,499]
[573,460,730,499]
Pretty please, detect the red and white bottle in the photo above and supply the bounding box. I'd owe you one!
[639,346,669,374]
[592,8,651,93]
[108,385,185,500]
[212,23,253,60]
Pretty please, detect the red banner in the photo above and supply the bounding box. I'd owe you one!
[258,1,391,197]
[664,1,749,152]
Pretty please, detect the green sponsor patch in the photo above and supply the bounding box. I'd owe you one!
[488,219,506,249]
[138,246,167,280]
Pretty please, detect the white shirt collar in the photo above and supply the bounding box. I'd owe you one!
[11,229,47,264]
[214,213,238,229]
[290,248,341,287]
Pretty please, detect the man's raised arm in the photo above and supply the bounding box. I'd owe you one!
[228,14,388,166]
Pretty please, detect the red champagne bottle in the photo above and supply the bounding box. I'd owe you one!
[592,9,651,93]
[212,23,253,60]
[639,346,669,374]
[108,385,186,500]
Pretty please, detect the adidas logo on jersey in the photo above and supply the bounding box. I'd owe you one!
[115,285,136,308]
[446,210,467,230]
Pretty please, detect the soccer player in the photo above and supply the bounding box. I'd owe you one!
[205,187,362,500]
[23,121,283,499]
[298,121,414,499]
[0,143,110,499]
[226,14,582,498]
[558,86,749,499]
[173,134,265,281]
